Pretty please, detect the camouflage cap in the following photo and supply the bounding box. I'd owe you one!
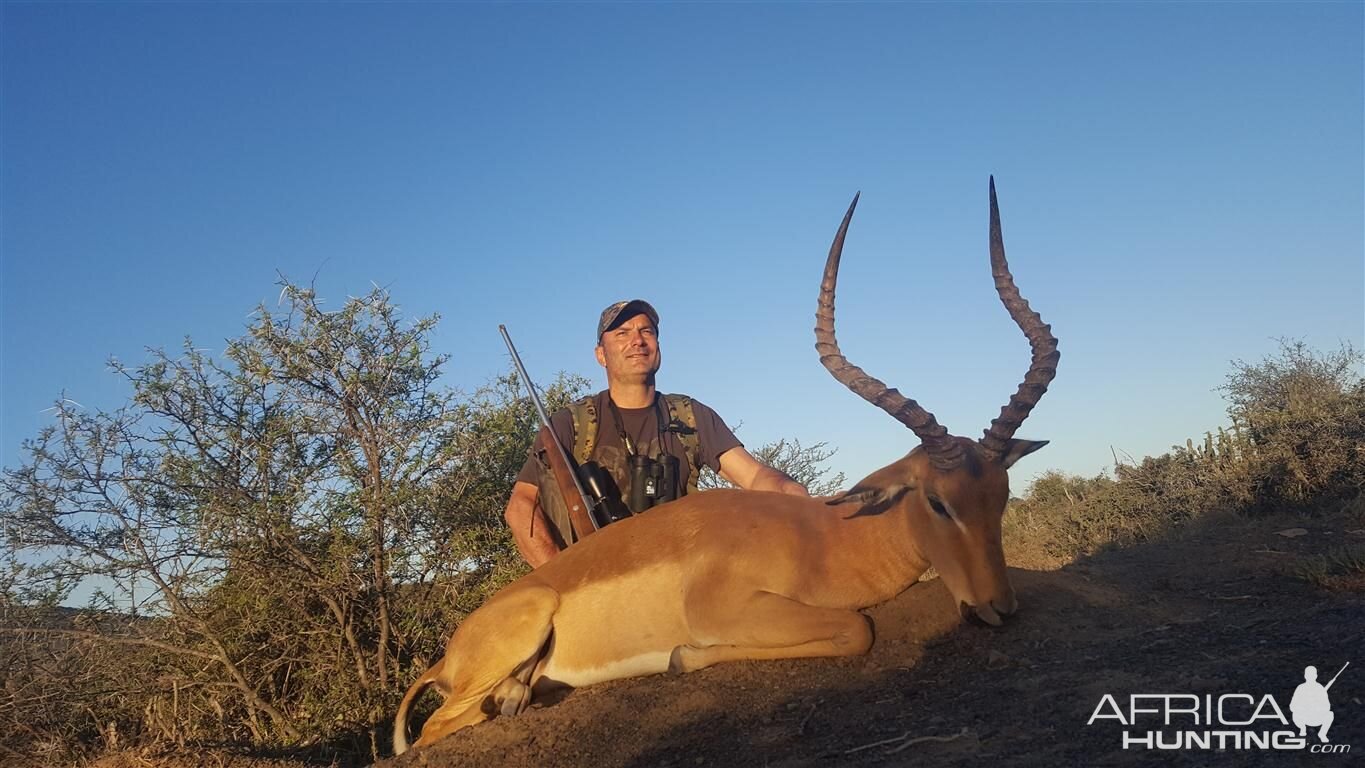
[596,299,660,341]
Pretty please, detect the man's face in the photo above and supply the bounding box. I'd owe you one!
[595,312,661,384]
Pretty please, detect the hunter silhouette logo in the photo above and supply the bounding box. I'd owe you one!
[1087,661,1352,754]
[1292,663,1348,743]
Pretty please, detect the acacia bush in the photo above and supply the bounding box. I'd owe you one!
[0,605,164,765]
[0,283,587,762]
[1006,341,1365,563]
[1221,340,1365,511]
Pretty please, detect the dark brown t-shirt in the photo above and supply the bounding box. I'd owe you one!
[515,390,741,505]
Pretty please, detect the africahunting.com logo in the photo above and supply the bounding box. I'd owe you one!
[1087,662,1351,754]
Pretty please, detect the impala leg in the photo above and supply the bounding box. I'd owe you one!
[671,591,873,673]
[412,585,559,748]
[490,649,540,717]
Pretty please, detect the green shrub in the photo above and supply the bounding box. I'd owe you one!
[1007,341,1364,563]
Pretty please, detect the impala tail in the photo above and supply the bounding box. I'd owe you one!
[392,656,446,755]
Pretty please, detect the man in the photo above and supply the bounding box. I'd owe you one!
[1290,665,1335,743]
[504,299,808,567]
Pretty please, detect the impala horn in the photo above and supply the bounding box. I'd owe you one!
[814,192,964,471]
[977,177,1059,462]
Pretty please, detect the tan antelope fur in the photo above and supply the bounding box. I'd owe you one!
[392,178,1059,753]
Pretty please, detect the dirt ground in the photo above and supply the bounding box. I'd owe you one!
[93,506,1363,768]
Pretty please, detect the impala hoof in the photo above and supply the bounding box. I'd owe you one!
[668,645,687,674]
[997,593,1019,617]
[959,601,1005,627]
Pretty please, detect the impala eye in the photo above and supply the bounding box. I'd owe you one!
[927,495,951,518]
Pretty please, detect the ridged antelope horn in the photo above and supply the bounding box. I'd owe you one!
[978,177,1059,460]
[815,193,964,471]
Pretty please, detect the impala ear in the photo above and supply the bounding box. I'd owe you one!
[825,488,880,506]
[998,439,1049,469]
[826,483,914,518]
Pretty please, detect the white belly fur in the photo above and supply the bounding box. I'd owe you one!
[538,649,674,687]
[534,564,689,687]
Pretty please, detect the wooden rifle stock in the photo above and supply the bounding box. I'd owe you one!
[539,424,600,541]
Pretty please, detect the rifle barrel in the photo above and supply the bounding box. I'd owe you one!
[1325,661,1349,691]
[499,325,599,530]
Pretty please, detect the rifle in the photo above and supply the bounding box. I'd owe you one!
[499,325,604,539]
[1325,661,1349,691]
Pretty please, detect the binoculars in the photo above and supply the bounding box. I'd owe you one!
[578,453,681,525]
[627,453,680,514]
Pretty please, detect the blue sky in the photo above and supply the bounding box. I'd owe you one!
[3,2,1362,492]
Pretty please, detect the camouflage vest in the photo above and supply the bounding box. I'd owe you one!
[534,393,701,546]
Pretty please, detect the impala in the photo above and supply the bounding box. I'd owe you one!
[393,178,1058,753]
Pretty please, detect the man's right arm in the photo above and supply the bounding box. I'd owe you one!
[504,481,563,568]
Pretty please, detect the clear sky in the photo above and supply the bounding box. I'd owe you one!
[3,2,1362,491]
